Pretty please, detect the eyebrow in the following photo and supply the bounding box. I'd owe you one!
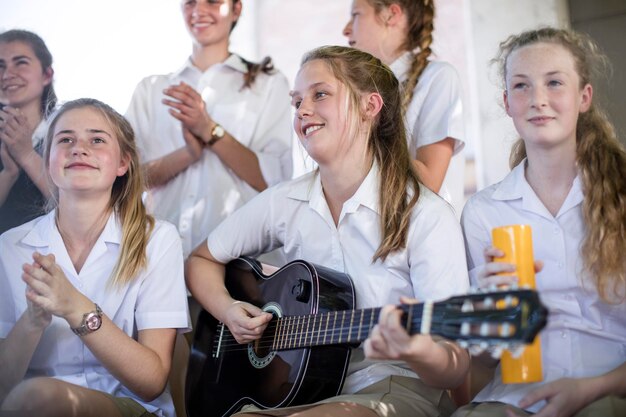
[54,128,113,137]
[511,70,565,78]
[290,82,329,97]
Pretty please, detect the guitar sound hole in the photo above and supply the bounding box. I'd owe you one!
[253,339,271,357]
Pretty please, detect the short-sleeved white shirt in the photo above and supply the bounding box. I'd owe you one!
[389,53,466,211]
[207,164,469,394]
[0,212,191,417]
[461,161,626,413]
[125,55,293,256]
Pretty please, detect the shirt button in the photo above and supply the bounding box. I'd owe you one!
[553,228,560,234]
[561,331,567,338]
[557,262,564,268]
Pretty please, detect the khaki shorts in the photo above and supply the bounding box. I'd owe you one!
[236,375,456,417]
[103,394,158,417]
[452,396,626,417]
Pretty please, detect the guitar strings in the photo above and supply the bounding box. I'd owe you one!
[209,318,472,353]
[209,315,516,354]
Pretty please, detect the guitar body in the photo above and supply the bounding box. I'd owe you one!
[186,257,356,417]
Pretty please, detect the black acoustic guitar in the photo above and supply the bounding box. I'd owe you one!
[186,257,548,417]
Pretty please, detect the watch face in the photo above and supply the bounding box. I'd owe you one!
[86,313,102,331]
[213,125,225,138]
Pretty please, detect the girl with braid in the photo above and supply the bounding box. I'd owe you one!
[343,0,465,205]
[187,46,470,417]
[457,28,626,417]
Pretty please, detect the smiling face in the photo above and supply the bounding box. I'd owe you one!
[0,40,52,109]
[291,59,355,166]
[48,107,129,198]
[181,0,241,48]
[504,42,592,152]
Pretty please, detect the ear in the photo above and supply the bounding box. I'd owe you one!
[232,0,242,20]
[503,90,511,116]
[43,67,54,87]
[117,153,131,177]
[363,92,384,120]
[385,3,404,26]
[579,83,593,113]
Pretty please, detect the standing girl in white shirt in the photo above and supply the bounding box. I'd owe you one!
[0,29,57,233]
[186,46,469,417]
[0,99,190,417]
[343,0,465,205]
[456,28,626,417]
[126,0,292,258]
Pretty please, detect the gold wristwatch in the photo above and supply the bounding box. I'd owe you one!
[206,123,225,146]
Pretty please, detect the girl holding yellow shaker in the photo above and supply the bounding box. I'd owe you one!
[456,28,626,417]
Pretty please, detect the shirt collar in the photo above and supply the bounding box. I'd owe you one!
[388,51,415,83]
[170,53,248,80]
[21,210,122,249]
[492,159,584,217]
[286,163,380,215]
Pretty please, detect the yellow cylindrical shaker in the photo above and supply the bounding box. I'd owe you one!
[492,225,543,384]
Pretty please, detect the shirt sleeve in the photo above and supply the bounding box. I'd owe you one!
[412,62,465,154]
[135,222,190,332]
[248,72,293,186]
[0,237,17,338]
[460,195,493,286]
[207,186,280,263]
[408,191,470,301]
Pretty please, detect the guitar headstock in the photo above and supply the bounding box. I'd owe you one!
[406,289,548,357]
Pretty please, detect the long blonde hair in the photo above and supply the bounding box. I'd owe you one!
[44,98,155,287]
[301,46,421,261]
[366,0,435,109]
[495,28,626,302]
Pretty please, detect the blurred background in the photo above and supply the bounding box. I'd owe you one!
[2,0,624,213]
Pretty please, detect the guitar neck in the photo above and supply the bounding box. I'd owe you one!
[270,303,427,350]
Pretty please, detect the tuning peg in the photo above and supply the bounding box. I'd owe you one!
[469,341,490,356]
[499,322,511,337]
[489,345,504,359]
[480,322,490,337]
[469,286,480,294]
[458,340,469,349]
[462,300,473,312]
[504,295,514,307]
[461,322,470,336]
[469,344,486,355]
[483,297,494,308]
[509,344,525,358]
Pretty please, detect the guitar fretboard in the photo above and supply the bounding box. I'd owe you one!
[270,304,425,350]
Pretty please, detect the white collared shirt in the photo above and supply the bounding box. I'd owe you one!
[125,54,293,257]
[389,52,466,210]
[0,212,191,417]
[207,164,469,393]
[461,161,626,412]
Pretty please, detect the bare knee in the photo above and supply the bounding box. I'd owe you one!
[2,377,68,413]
